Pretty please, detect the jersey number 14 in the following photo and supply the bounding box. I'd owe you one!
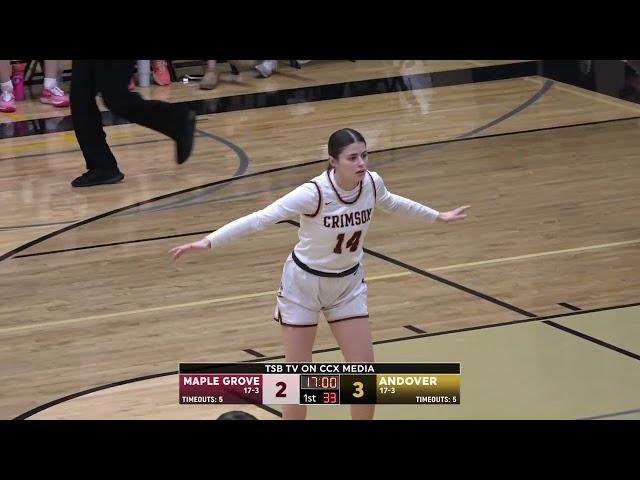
[334,231,362,254]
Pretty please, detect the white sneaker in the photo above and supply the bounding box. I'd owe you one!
[255,60,278,78]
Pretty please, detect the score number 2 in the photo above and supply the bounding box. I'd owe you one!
[276,381,287,397]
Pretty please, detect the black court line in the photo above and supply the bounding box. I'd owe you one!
[0,77,550,231]
[11,106,639,233]
[13,371,176,420]
[283,219,640,365]
[1,130,248,233]
[0,62,541,140]
[255,403,283,418]
[31,82,640,235]
[369,302,640,347]
[210,302,640,358]
[243,349,267,358]
[16,300,640,420]
[0,219,77,231]
[403,325,427,334]
[13,368,281,420]
[363,246,537,318]
[10,76,635,417]
[130,128,251,214]
[282,219,536,316]
[374,115,640,156]
[543,321,640,362]
[6,77,555,247]
[0,128,250,259]
[579,407,640,420]
[361,235,640,362]
[558,302,582,311]
[0,137,173,162]
[14,154,640,390]
[0,158,326,262]
[4,112,637,225]
[4,114,639,165]
[6,66,637,417]
[14,230,214,258]
[1,77,551,244]
[0,73,553,232]
[286,198,533,318]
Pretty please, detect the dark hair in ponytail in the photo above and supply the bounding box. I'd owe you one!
[328,128,366,158]
[327,128,366,171]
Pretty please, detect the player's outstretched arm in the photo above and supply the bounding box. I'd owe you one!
[169,182,319,261]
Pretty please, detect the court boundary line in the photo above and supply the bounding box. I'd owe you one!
[9,77,638,418]
[0,61,542,141]
[4,114,638,165]
[558,302,582,311]
[403,325,427,334]
[358,231,640,364]
[243,349,267,358]
[1,79,553,254]
[14,300,639,420]
[14,230,215,257]
[285,219,537,318]
[579,407,640,420]
[543,320,640,361]
[6,113,640,232]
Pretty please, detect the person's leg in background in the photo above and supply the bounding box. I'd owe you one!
[40,60,69,107]
[0,60,15,112]
[255,60,278,78]
[151,60,171,86]
[200,60,257,89]
[200,60,218,90]
[96,60,195,165]
[70,60,124,187]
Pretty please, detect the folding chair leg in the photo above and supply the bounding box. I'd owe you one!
[167,60,178,82]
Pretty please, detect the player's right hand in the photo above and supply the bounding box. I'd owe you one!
[169,238,211,260]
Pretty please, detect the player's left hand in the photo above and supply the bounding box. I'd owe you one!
[436,205,470,222]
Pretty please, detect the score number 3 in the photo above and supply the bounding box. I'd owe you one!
[352,381,364,398]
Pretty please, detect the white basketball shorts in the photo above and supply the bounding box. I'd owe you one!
[273,254,368,327]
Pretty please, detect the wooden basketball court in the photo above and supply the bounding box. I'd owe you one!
[1,60,638,420]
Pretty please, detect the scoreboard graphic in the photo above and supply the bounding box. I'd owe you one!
[179,363,460,405]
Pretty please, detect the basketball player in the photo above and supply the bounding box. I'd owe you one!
[169,128,470,420]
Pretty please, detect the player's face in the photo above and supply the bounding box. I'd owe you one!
[335,142,368,181]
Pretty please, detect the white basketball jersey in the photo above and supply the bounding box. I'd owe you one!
[205,168,438,269]
[293,169,377,273]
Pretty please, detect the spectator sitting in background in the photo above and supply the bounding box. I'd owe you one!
[200,60,258,90]
[1,60,69,113]
[128,60,172,91]
[254,60,312,78]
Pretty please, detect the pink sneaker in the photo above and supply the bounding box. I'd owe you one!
[152,60,171,86]
[40,86,70,107]
[0,91,16,112]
